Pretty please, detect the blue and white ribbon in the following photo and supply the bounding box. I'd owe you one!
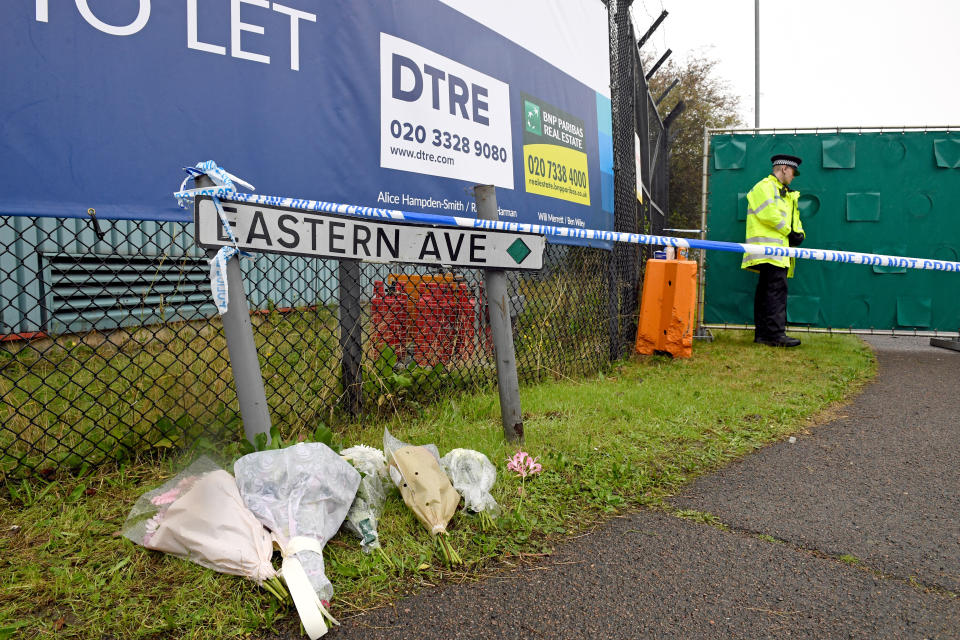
[174,161,256,314]
[176,162,960,275]
[174,160,255,209]
[215,192,960,273]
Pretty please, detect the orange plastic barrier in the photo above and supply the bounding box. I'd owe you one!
[634,258,698,358]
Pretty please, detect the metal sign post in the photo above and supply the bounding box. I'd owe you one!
[194,178,272,446]
[338,258,363,415]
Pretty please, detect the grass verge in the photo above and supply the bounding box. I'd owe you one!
[0,331,875,639]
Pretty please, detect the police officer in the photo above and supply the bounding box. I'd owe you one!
[741,154,805,347]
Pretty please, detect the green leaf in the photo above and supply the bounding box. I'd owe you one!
[268,426,283,449]
[253,432,269,452]
[109,557,131,574]
[391,374,412,389]
[312,423,334,447]
[372,346,397,383]
[0,621,29,640]
[382,345,397,369]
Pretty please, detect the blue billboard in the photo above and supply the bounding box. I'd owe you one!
[2,1,614,244]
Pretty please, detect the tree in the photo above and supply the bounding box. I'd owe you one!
[644,52,744,230]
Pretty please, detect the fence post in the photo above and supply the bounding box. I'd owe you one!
[197,176,271,445]
[338,259,363,414]
[607,0,640,361]
[474,185,524,444]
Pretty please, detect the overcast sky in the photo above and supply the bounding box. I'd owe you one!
[631,0,960,129]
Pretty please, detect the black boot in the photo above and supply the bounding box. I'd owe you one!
[756,335,801,348]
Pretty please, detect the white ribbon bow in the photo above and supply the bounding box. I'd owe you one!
[278,536,339,640]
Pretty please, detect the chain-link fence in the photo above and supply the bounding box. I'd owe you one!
[0,2,669,478]
[607,0,641,361]
[606,0,674,359]
[0,215,614,477]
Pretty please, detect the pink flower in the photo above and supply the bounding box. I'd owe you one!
[150,488,181,506]
[148,475,200,507]
[506,451,542,478]
[143,512,163,547]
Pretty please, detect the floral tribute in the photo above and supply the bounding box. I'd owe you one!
[121,456,277,585]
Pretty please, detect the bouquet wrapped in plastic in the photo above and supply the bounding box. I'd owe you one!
[121,457,286,598]
[440,448,500,529]
[339,445,389,553]
[383,429,462,564]
[234,443,361,639]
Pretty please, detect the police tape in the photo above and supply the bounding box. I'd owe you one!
[198,192,960,274]
[175,161,256,314]
[174,162,960,275]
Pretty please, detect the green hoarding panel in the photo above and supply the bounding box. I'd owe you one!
[822,137,856,169]
[934,138,960,168]
[845,192,881,221]
[704,129,960,331]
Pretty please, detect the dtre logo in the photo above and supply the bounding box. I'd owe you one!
[391,54,491,126]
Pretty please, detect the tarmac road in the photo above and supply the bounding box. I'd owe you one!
[271,335,959,639]
[672,335,960,595]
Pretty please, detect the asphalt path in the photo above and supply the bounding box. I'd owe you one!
[672,335,960,594]
[270,336,959,639]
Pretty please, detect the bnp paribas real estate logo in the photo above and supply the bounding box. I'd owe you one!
[524,99,542,136]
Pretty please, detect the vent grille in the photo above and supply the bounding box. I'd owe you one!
[46,254,214,333]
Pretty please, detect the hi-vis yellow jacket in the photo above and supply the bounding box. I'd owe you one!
[741,174,804,277]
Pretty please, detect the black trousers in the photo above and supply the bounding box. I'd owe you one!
[753,263,788,340]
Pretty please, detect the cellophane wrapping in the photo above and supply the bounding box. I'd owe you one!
[234,443,360,602]
[339,445,389,552]
[122,456,276,583]
[440,448,499,515]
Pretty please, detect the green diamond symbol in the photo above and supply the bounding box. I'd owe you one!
[507,238,531,264]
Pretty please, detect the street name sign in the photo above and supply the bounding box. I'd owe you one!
[195,197,544,270]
